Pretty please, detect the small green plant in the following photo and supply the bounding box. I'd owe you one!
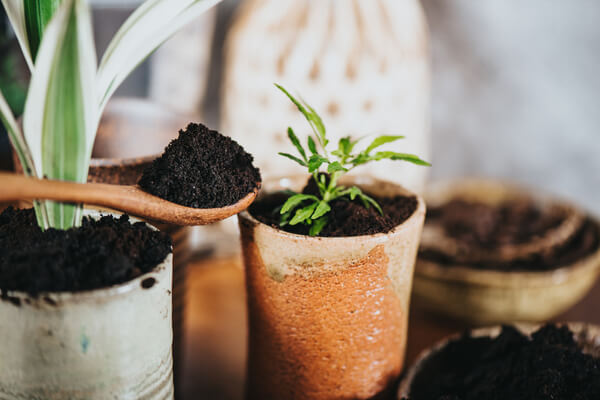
[275,84,430,236]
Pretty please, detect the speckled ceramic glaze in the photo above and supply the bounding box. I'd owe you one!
[239,176,426,400]
[0,213,174,399]
[397,323,600,399]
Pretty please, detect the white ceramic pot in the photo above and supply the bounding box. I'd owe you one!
[0,213,174,399]
[239,176,426,400]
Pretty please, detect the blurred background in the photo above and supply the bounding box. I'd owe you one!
[1,0,598,213]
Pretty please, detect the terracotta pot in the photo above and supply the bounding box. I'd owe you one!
[413,179,600,324]
[397,322,600,399]
[0,212,174,399]
[12,98,191,391]
[239,175,426,400]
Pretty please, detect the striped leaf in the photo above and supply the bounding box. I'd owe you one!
[97,0,223,111]
[1,0,33,69]
[23,0,97,229]
[24,0,64,61]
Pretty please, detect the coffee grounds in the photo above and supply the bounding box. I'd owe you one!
[249,176,417,237]
[420,200,599,271]
[0,207,172,296]
[405,324,600,400]
[138,123,261,208]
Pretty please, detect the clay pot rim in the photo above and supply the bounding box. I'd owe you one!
[417,177,600,287]
[89,154,158,168]
[1,210,173,303]
[415,242,600,288]
[397,322,600,399]
[421,177,587,263]
[239,174,426,242]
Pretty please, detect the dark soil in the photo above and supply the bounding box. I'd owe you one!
[405,324,600,400]
[249,176,418,237]
[427,199,564,248]
[138,123,261,208]
[0,207,172,296]
[420,200,600,271]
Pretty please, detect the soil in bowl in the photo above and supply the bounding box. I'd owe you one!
[404,324,600,400]
[249,175,418,237]
[420,199,599,271]
[0,207,172,296]
[138,122,261,208]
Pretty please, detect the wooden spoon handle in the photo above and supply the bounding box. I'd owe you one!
[0,172,130,204]
[0,172,259,225]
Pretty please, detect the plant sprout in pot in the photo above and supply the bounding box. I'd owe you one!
[0,0,222,398]
[239,85,429,400]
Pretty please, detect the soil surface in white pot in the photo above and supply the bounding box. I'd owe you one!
[139,122,261,208]
[0,207,172,295]
[401,324,600,400]
[421,199,599,271]
[250,175,418,237]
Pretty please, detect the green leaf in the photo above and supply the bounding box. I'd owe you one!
[275,84,328,149]
[287,127,306,161]
[0,87,35,176]
[327,161,347,174]
[309,216,328,236]
[312,201,331,219]
[373,151,431,166]
[290,202,318,225]
[280,193,319,214]
[23,0,97,229]
[349,153,371,166]
[348,186,361,200]
[2,0,34,69]
[308,154,328,173]
[301,98,327,147]
[24,0,63,62]
[98,0,223,111]
[365,135,404,154]
[0,86,49,228]
[359,192,383,215]
[278,152,307,167]
[307,136,317,155]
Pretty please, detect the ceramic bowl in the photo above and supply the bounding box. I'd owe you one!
[397,323,600,399]
[413,179,600,324]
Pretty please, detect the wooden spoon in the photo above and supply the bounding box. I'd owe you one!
[0,172,259,226]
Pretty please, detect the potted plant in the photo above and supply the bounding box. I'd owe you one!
[238,85,429,400]
[0,0,222,397]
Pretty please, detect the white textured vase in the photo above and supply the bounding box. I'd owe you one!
[222,0,430,194]
[0,214,174,400]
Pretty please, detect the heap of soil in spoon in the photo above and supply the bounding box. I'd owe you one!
[139,123,261,208]
[404,324,600,400]
[250,175,418,237]
[0,207,171,296]
[420,199,599,271]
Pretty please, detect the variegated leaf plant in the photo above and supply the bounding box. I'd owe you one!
[0,0,222,229]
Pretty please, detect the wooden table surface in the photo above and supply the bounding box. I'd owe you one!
[178,254,600,400]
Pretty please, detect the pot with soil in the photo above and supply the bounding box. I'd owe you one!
[414,179,600,324]
[237,86,429,400]
[0,208,174,399]
[11,98,192,384]
[239,174,426,400]
[397,323,600,400]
